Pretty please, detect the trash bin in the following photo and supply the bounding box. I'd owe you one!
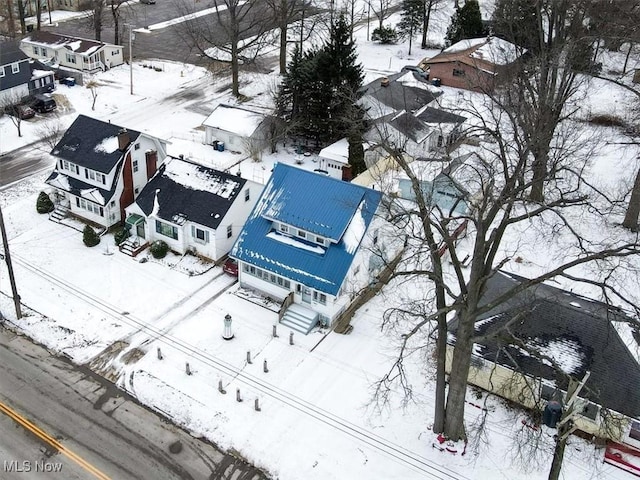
[212,140,219,149]
[217,142,225,152]
[431,78,441,87]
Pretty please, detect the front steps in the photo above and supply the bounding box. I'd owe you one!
[280,303,319,334]
[119,236,148,257]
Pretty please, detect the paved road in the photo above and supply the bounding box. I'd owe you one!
[0,325,268,480]
[0,138,55,189]
[47,2,229,66]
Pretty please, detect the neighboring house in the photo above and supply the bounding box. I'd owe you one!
[46,115,168,230]
[231,163,400,333]
[421,36,523,92]
[124,157,261,261]
[447,271,640,446]
[360,71,442,121]
[0,41,31,104]
[202,104,271,154]
[20,31,124,73]
[397,152,483,215]
[317,138,373,181]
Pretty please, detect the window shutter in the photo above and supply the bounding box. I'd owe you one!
[75,197,80,207]
[99,207,104,216]
[172,226,178,239]
[155,220,161,234]
[205,230,209,242]
[191,225,195,237]
[76,165,79,174]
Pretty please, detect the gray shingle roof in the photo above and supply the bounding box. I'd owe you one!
[134,157,247,230]
[51,115,141,174]
[448,271,640,419]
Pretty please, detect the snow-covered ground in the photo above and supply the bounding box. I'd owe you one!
[2,3,640,480]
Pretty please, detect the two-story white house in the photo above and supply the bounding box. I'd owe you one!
[20,31,124,73]
[231,163,399,333]
[46,115,168,229]
[123,156,261,261]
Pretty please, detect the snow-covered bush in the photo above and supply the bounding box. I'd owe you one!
[82,225,100,247]
[36,191,54,214]
[150,240,169,259]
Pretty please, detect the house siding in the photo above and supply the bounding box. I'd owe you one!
[444,345,630,442]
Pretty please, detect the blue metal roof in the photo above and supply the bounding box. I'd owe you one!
[231,164,382,295]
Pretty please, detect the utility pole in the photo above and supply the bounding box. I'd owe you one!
[0,203,22,320]
[548,371,591,480]
[126,23,134,95]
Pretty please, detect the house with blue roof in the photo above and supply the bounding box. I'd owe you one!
[231,163,399,333]
[124,156,261,261]
[46,115,168,230]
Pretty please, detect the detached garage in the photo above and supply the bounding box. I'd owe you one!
[202,104,270,154]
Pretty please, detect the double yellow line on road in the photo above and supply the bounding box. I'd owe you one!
[0,401,111,480]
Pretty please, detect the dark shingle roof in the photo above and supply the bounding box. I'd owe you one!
[0,40,29,66]
[134,158,247,230]
[449,271,640,419]
[22,31,112,55]
[416,107,467,125]
[51,115,141,174]
[363,71,442,113]
[44,169,119,205]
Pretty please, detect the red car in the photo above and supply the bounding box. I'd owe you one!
[222,258,238,276]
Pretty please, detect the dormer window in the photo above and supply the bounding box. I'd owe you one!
[279,223,288,233]
[297,230,306,239]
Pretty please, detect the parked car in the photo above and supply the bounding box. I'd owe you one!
[3,104,36,120]
[401,65,429,79]
[222,257,238,276]
[28,94,57,113]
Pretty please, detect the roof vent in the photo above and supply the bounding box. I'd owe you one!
[381,77,390,87]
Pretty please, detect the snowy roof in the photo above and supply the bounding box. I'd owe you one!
[230,163,382,295]
[45,170,117,206]
[448,271,640,420]
[134,157,247,230]
[361,71,442,116]
[425,36,523,68]
[202,104,267,138]
[318,138,351,165]
[20,31,120,55]
[0,40,29,66]
[51,115,141,174]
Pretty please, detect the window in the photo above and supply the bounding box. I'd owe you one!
[42,48,47,56]
[134,187,139,194]
[243,265,291,288]
[373,229,379,245]
[0,67,4,78]
[110,201,116,207]
[313,291,327,305]
[437,135,444,148]
[226,225,233,238]
[192,226,209,244]
[315,236,324,245]
[155,220,178,240]
[319,293,327,305]
[134,143,140,150]
[112,50,118,56]
[279,223,288,233]
[630,421,640,442]
[33,46,40,55]
[132,160,139,173]
[452,68,465,77]
[244,189,250,202]
[75,197,103,216]
[11,63,19,74]
[297,229,306,239]
[65,53,76,64]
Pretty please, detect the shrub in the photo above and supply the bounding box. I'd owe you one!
[83,225,100,247]
[372,26,398,44]
[150,240,169,259]
[36,191,54,214]
[114,228,130,245]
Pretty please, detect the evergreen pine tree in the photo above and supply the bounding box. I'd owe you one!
[492,0,538,51]
[83,225,101,247]
[445,0,484,46]
[36,191,54,214]
[396,0,423,55]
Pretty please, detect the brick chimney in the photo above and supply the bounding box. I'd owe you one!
[118,128,131,151]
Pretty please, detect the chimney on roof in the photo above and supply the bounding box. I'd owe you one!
[179,154,184,160]
[381,77,390,87]
[118,128,130,151]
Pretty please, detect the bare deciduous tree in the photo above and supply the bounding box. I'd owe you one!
[264,0,310,74]
[177,0,275,97]
[86,78,100,111]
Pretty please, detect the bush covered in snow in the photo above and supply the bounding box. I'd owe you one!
[36,191,54,214]
[150,240,169,259]
[372,26,397,44]
[82,225,100,247]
